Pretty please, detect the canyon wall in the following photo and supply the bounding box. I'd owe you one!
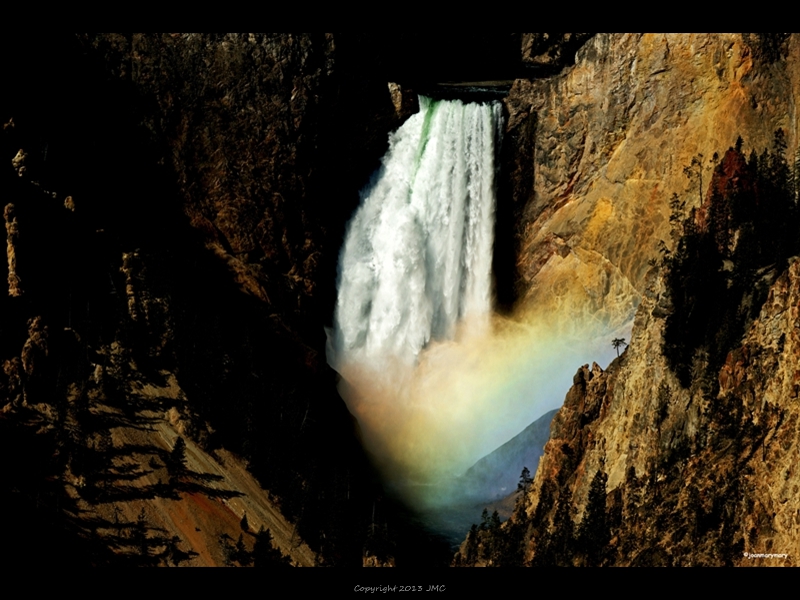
[468,251,800,566]
[0,32,588,566]
[8,32,797,567]
[460,33,800,567]
[505,33,800,336]
[0,33,398,566]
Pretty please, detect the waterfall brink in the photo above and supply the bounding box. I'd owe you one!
[332,97,503,369]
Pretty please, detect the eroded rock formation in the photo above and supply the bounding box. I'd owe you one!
[4,202,21,296]
[459,33,800,567]
[503,33,800,337]
[6,32,799,569]
[463,253,800,566]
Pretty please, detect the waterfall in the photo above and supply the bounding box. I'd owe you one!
[332,97,503,369]
[328,94,630,522]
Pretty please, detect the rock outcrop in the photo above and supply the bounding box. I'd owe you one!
[467,254,800,566]
[457,33,800,568]
[4,203,21,296]
[503,33,800,337]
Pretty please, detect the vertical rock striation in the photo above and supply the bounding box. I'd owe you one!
[460,33,800,567]
[488,255,800,566]
[503,33,800,337]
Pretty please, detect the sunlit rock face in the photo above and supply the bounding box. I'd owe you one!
[505,33,800,340]
[502,256,800,566]
[457,33,800,567]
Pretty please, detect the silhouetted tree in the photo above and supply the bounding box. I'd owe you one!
[133,507,150,563]
[253,526,291,568]
[479,508,490,532]
[167,436,187,476]
[517,466,533,494]
[490,510,502,531]
[577,469,610,566]
[234,533,252,566]
[165,535,195,566]
[612,338,627,357]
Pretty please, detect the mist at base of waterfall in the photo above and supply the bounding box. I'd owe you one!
[328,96,633,518]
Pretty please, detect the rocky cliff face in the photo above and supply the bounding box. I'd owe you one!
[458,33,800,567]
[462,252,800,566]
[0,32,592,567]
[503,33,800,337]
[9,32,797,568]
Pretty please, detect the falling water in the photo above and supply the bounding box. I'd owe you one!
[328,95,629,517]
[331,97,503,369]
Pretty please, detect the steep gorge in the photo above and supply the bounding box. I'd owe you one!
[3,33,800,568]
[0,32,588,567]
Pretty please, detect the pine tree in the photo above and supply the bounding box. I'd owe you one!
[165,535,194,566]
[168,436,187,476]
[234,533,252,566]
[479,508,490,531]
[133,507,150,563]
[464,524,479,565]
[495,518,525,567]
[517,466,533,494]
[253,526,291,568]
[535,487,575,566]
[577,469,610,566]
[486,510,504,564]
[490,510,502,531]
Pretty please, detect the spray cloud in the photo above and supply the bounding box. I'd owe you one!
[329,96,633,508]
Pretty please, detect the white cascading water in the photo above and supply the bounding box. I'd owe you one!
[329,94,633,527]
[328,93,631,519]
[332,97,503,368]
